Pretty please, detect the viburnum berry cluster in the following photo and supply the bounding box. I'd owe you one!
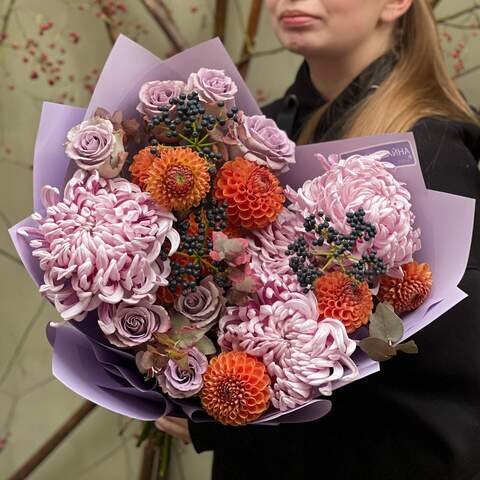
[286,208,387,292]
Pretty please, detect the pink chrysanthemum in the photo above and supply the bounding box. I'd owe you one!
[286,153,421,273]
[247,207,306,290]
[218,279,359,411]
[20,169,180,322]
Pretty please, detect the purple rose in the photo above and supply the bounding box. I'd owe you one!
[98,300,170,348]
[231,113,296,173]
[137,80,186,121]
[66,117,126,173]
[158,347,208,398]
[186,68,238,107]
[174,276,225,329]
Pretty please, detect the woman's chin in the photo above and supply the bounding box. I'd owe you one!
[283,39,328,57]
[277,31,330,57]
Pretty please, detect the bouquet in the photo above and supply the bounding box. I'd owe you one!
[9,36,475,427]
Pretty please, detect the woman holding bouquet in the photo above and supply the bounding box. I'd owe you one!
[156,0,480,478]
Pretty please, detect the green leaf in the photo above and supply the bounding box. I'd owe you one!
[196,335,217,355]
[359,337,397,362]
[171,314,189,329]
[369,302,404,344]
[395,340,419,355]
[175,327,211,350]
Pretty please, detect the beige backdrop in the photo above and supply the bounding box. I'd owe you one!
[0,1,478,479]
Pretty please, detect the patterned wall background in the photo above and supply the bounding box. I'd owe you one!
[0,1,478,479]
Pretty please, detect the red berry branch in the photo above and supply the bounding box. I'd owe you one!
[435,1,480,79]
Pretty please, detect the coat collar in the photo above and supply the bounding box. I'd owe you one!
[278,53,397,141]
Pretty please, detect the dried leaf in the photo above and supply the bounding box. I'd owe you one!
[395,340,419,355]
[94,107,110,119]
[175,354,190,371]
[359,337,397,362]
[369,302,404,344]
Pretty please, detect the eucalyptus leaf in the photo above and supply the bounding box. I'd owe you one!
[359,337,397,362]
[175,327,211,350]
[171,314,190,329]
[369,302,404,344]
[382,301,395,311]
[196,335,217,355]
[395,340,419,355]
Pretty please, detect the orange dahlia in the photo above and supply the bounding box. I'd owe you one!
[129,147,157,189]
[214,157,284,230]
[201,351,270,426]
[146,147,210,211]
[378,261,432,314]
[314,271,373,333]
[222,223,244,239]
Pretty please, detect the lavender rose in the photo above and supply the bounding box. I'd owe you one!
[98,300,170,348]
[158,347,208,398]
[137,80,186,121]
[232,113,296,173]
[65,117,127,176]
[174,276,225,329]
[186,68,238,107]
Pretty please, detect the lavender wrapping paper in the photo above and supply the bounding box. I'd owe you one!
[47,324,170,420]
[8,36,475,424]
[84,35,261,123]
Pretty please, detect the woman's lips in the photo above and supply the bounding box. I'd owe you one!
[279,12,319,27]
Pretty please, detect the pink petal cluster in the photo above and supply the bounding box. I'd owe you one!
[218,280,359,411]
[286,153,421,272]
[247,207,306,289]
[20,169,180,322]
[209,231,250,267]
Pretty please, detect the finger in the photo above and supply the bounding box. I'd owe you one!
[155,417,191,444]
[164,416,188,427]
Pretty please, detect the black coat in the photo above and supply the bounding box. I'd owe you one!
[189,58,480,480]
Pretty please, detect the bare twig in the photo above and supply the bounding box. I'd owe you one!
[103,19,117,45]
[139,436,159,480]
[0,301,46,386]
[7,401,97,480]
[1,0,16,36]
[453,62,480,79]
[214,0,228,42]
[437,5,480,24]
[440,21,480,30]
[141,0,188,53]
[237,0,263,78]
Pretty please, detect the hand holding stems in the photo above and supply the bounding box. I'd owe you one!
[155,416,191,444]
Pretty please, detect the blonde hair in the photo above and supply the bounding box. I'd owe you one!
[298,0,479,144]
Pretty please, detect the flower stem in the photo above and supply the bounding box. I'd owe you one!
[321,256,335,273]
[312,250,331,257]
[159,433,172,478]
